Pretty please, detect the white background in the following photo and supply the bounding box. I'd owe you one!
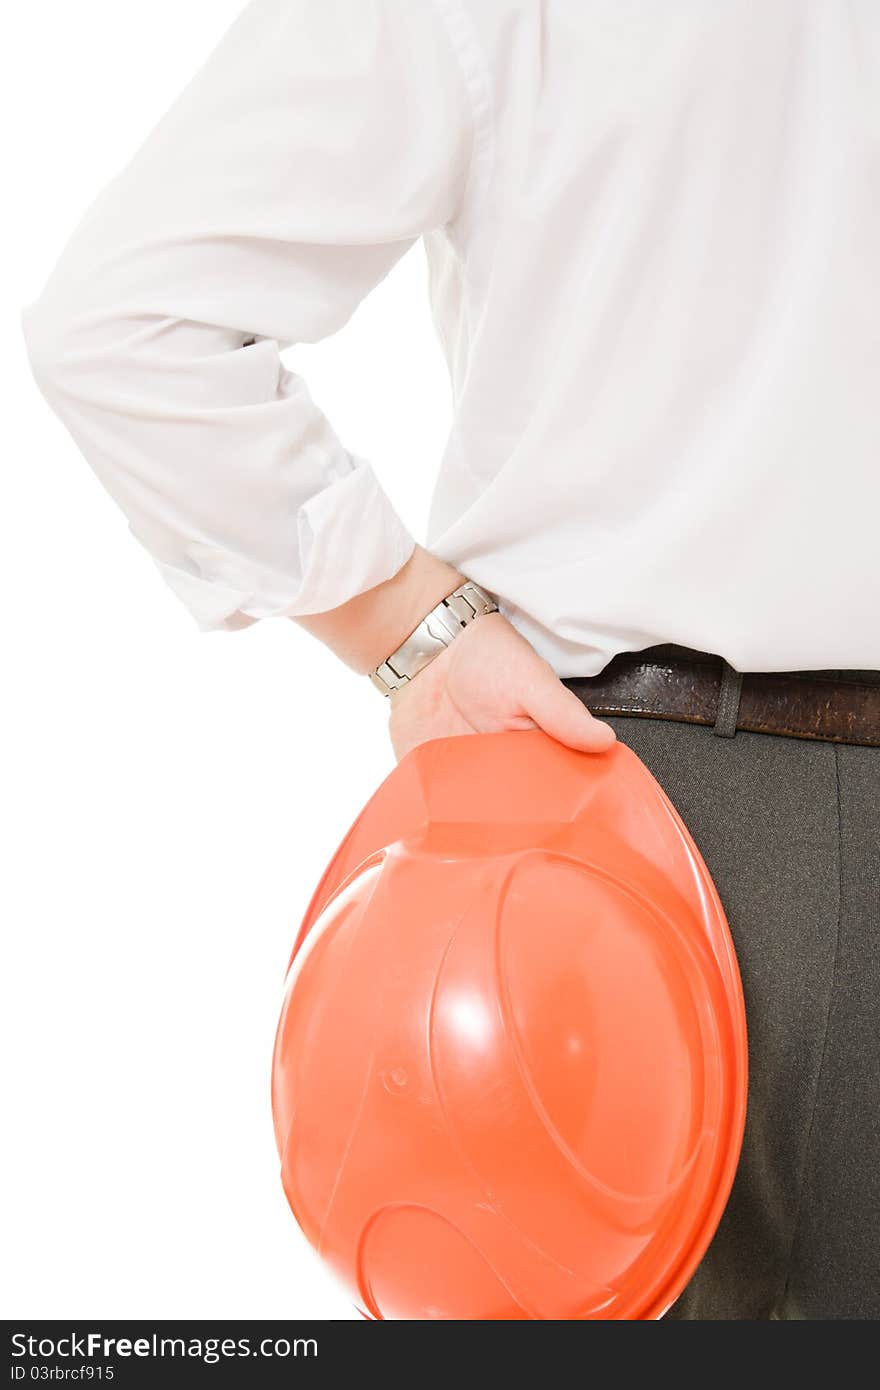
[3,1,452,1318]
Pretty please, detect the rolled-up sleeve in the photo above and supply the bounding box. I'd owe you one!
[20,0,475,628]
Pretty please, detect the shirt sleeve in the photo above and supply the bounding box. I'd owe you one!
[20,0,476,629]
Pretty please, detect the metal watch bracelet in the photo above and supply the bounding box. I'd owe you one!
[369,580,498,696]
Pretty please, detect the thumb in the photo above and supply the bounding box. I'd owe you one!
[524,665,617,753]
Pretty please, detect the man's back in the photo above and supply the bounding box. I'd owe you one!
[423,0,879,672]
[22,0,879,676]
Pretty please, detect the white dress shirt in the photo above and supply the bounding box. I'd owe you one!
[21,0,880,676]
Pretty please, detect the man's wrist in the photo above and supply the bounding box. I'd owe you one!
[370,580,499,696]
[292,545,467,675]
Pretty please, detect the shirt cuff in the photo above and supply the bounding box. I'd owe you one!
[150,457,416,632]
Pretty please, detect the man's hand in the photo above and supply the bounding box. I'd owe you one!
[294,543,614,763]
[388,610,615,762]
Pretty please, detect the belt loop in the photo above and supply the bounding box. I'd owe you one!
[713,660,743,739]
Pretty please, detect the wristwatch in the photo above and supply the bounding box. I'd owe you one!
[369,580,498,696]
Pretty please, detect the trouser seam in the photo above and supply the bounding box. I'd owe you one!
[778,742,843,1312]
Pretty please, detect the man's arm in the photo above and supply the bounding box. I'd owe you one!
[20,0,473,630]
[21,0,612,761]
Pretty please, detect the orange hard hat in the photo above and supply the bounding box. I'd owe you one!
[271,729,747,1320]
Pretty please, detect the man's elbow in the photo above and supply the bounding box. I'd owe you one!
[21,286,87,403]
[21,258,139,409]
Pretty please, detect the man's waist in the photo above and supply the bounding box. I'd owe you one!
[564,645,880,747]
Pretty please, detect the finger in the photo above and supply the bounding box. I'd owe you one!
[524,668,616,752]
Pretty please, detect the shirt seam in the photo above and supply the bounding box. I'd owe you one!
[427,0,495,237]
[424,0,496,500]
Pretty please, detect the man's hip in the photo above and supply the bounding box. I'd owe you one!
[564,653,879,1319]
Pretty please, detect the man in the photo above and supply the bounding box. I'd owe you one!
[21,0,879,1319]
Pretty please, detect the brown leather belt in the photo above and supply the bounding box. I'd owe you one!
[564,646,880,748]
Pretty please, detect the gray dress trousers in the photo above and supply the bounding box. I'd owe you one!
[573,710,880,1320]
